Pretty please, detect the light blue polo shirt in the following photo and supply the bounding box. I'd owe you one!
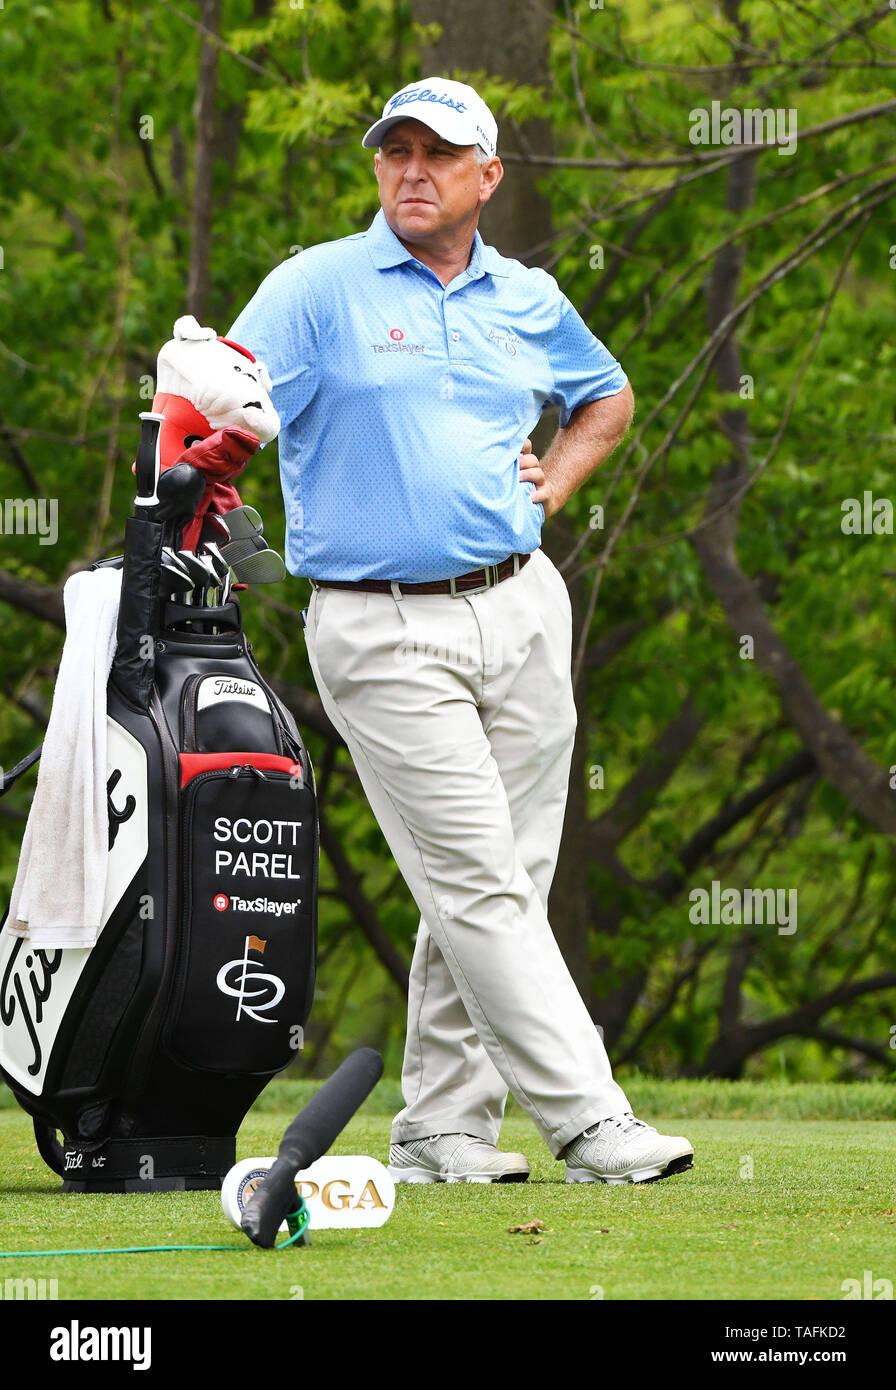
[227,208,628,583]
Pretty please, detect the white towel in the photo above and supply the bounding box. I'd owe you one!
[5,567,122,948]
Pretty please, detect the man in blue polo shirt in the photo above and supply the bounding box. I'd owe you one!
[228,77,694,1186]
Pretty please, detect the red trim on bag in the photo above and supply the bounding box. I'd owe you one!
[179,752,302,787]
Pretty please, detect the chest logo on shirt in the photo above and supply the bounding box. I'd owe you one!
[489,327,522,358]
[371,329,425,355]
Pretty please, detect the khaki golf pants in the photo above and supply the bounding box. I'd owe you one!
[304,546,630,1157]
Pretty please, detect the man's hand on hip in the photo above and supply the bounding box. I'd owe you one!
[518,438,561,521]
[538,384,636,517]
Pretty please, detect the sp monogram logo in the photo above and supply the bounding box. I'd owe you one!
[215,935,285,1024]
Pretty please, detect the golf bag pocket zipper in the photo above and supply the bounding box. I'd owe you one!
[163,757,316,1076]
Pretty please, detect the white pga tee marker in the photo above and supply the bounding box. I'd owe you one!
[222,1155,395,1233]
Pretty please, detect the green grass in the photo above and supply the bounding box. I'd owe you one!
[252,1075,896,1121]
[0,1083,893,1300]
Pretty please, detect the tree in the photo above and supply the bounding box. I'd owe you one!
[1,0,895,1077]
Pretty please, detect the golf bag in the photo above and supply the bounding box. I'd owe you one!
[0,425,318,1192]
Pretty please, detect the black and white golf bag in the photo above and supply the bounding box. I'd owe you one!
[0,419,318,1192]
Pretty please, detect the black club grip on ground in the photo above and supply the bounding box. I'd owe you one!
[240,1047,384,1248]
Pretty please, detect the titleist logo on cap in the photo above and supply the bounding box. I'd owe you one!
[387,88,467,115]
[362,78,498,157]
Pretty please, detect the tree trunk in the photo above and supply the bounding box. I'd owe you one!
[186,0,220,320]
[408,0,554,264]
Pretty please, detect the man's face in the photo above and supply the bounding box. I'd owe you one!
[374,118,502,245]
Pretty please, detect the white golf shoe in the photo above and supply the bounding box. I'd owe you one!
[563,1112,694,1185]
[389,1133,530,1184]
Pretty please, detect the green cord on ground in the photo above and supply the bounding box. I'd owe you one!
[279,1202,311,1247]
[0,1245,246,1256]
[0,1233,309,1256]
[0,1194,312,1257]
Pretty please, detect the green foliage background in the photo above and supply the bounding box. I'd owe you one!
[1,0,894,1081]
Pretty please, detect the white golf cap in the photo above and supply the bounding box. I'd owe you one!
[362,77,498,159]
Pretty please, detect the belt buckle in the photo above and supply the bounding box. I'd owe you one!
[449,562,500,598]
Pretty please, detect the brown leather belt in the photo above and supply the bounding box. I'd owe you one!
[311,551,531,598]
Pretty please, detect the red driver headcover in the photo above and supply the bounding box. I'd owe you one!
[176,428,259,551]
[178,426,260,481]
